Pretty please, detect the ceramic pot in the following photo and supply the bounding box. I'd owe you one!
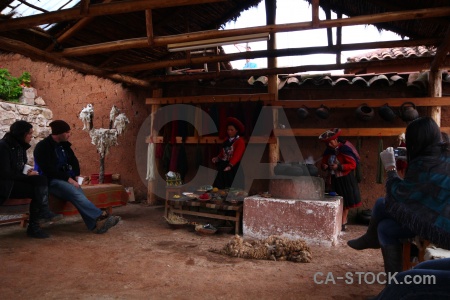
[355,104,374,121]
[399,102,419,122]
[378,103,397,122]
[315,104,330,119]
[296,106,310,120]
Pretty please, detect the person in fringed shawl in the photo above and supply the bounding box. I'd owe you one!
[348,117,450,276]
[319,128,362,232]
[212,117,246,189]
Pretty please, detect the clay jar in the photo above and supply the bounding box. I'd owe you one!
[355,104,374,121]
[315,104,330,119]
[296,106,310,120]
[378,103,397,122]
[399,102,419,122]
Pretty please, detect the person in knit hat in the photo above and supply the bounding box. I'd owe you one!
[34,119,121,234]
[0,120,62,238]
[49,120,71,135]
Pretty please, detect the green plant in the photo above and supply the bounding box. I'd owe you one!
[19,71,31,87]
[0,68,27,102]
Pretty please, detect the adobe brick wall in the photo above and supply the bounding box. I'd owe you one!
[0,53,151,201]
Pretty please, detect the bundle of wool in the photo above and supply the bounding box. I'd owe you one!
[210,235,312,263]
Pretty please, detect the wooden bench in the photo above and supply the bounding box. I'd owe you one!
[0,198,32,227]
[0,184,129,227]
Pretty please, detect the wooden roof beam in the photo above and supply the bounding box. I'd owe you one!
[0,36,150,87]
[45,0,113,52]
[112,38,441,73]
[145,55,450,83]
[0,0,226,32]
[59,6,450,57]
[430,26,450,72]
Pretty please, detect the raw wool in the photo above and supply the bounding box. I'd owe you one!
[79,103,94,131]
[209,235,312,263]
[89,128,118,158]
[109,105,120,124]
[113,113,130,135]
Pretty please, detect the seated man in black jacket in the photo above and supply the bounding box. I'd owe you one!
[34,120,120,234]
[0,120,62,238]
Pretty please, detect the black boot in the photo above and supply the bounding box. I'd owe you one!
[27,198,50,239]
[381,244,403,274]
[347,217,380,250]
[35,185,63,224]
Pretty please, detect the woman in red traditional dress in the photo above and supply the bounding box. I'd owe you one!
[212,117,246,189]
[319,128,362,231]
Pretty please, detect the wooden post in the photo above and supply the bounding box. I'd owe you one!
[428,70,442,126]
[265,0,279,174]
[147,88,162,204]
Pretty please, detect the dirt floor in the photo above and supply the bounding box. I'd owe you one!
[0,203,385,300]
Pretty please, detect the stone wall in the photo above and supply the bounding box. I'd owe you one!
[0,100,52,165]
[0,53,151,201]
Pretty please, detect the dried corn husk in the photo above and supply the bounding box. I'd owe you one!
[210,235,312,263]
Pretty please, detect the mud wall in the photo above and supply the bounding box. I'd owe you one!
[0,54,151,201]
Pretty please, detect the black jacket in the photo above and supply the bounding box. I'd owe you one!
[34,135,80,181]
[0,133,30,204]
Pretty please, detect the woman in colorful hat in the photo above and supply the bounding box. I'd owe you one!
[319,128,362,231]
[212,117,246,189]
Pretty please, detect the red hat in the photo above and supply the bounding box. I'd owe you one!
[318,128,341,143]
[226,117,245,134]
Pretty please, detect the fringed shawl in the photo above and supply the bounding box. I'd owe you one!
[385,154,450,249]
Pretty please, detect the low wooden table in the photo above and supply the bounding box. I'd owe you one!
[165,198,243,234]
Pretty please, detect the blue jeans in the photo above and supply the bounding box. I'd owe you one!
[376,258,450,299]
[372,197,415,246]
[49,179,102,230]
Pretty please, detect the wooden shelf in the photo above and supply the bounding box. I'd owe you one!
[146,136,277,144]
[146,93,275,105]
[271,97,450,109]
[146,126,450,143]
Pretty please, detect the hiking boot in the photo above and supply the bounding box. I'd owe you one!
[27,225,50,239]
[112,215,121,226]
[94,215,121,234]
[39,212,64,224]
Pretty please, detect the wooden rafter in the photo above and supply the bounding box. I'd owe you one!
[430,26,450,72]
[80,0,91,15]
[112,38,441,73]
[312,0,320,28]
[58,6,450,57]
[145,9,154,46]
[45,0,114,52]
[144,55,450,83]
[0,36,150,87]
[16,0,47,13]
[0,0,226,32]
